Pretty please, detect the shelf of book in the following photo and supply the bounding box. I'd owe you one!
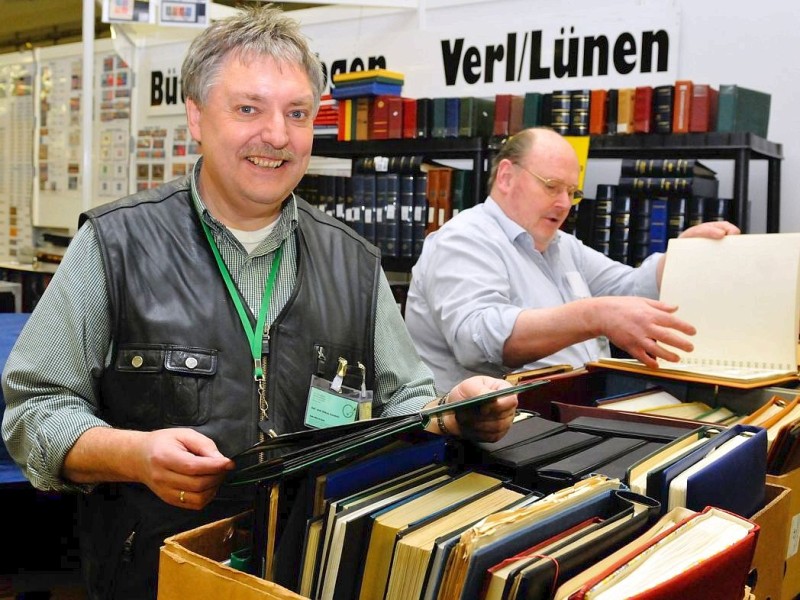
[588,132,783,233]
[312,137,487,208]
[311,131,783,271]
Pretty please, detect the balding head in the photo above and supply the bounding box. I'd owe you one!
[488,127,578,191]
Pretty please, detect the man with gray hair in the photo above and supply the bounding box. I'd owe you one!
[406,127,740,392]
[2,6,516,598]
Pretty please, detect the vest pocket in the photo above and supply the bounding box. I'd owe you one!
[312,341,368,390]
[113,344,217,427]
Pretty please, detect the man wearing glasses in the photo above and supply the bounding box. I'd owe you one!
[405,127,739,391]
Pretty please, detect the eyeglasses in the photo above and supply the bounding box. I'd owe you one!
[515,163,584,205]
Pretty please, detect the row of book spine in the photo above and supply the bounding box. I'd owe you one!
[300,156,727,267]
[320,82,771,143]
[587,82,770,138]
[297,163,474,260]
[563,187,730,265]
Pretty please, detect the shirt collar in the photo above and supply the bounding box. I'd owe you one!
[483,195,562,250]
[189,157,299,247]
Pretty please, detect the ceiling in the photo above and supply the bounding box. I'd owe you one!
[0,0,321,55]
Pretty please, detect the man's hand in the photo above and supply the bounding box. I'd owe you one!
[427,376,518,443]
[678,220,740,239]
[62,426,235,511]
[634,219,740,365]
[592,296,697,368]
[134,428,235,510]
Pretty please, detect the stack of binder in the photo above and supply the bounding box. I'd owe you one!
[214,380,768,600]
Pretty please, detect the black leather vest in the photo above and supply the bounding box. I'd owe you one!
[76,177,380,599]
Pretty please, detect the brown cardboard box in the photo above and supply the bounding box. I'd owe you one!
[158,488,793,600]
[767,468,800,600]
[749,483,791,600]
[158,511,305,600]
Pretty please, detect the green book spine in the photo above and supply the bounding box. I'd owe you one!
[716,84,737,133]
[431,97,448,138]
[717,84,771,137]
[459,97,476,137]
[451,170,467,216]
[522,92,543,127]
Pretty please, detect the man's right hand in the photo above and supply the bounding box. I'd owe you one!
[63,426,235,510]
[592,296,697,368]
[135,428,236,509]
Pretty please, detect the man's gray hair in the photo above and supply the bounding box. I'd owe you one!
[181,4,325,111]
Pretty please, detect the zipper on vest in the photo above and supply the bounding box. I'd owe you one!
[314,344,326,374]
[121,530,136,563]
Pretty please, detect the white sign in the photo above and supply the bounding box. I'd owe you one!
[302,1,680,97]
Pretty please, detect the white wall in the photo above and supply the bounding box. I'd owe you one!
[677,0,799,232]
[574,0,798,232]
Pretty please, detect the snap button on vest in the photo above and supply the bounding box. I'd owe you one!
[131,355,144,368]
[185,357,198,369]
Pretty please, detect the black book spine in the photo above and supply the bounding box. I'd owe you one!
[653,85,674,134]
[591,184,616,256]
[610,193,632,264]
[362,173,377,245]
[550,89,571,136]
[569,89,591,136]
[383,173,401,258]
[351,174,365,238]
[375,173,389,253]
[606,89,619,135]
[629,197,652,266]
[412,173,428,258]
[416,98,432,138]
[617,176,719,199]
[399,175,415,258]
[667,197,688,239]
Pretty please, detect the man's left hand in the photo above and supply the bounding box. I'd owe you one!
[678,220,740,239]
[429,375,518,442]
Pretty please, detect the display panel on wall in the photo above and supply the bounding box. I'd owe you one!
[0,60,35,260]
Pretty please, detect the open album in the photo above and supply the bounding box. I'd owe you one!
[593,233,800,388]
[228,380,547,485]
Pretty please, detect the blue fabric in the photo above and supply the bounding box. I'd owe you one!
[0,313,30,484]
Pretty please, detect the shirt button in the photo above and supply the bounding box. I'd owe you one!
[131,355,144,368]
[185,357,198,369]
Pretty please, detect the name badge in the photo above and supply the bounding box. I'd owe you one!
[304,374,371,429]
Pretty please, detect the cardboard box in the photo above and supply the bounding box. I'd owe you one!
[158,511,305,600]
[749,483,791,600]
[768,468,800,600]
[159,488,793,600]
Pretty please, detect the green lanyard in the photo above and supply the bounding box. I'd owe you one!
[199,218,284,382]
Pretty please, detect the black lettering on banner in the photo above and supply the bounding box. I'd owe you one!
[613,32,638,75]
[151,71,163,106]
[321,55,388,89]
[583,35,610,76]
[553,26,580,78]
[439,27,671,85]
[640,29,669,73]
[150,69,182,106]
